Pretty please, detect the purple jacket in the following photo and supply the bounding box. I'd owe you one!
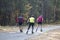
[18,16,24,23]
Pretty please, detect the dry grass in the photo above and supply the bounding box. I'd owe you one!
[0,26,19,32]
[27,29,60,40]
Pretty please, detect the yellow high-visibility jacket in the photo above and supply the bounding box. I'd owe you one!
[29,17,35,23]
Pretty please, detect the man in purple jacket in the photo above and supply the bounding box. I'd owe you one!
[18,16,24,32]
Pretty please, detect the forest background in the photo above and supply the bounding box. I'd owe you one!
[0,0,60,26]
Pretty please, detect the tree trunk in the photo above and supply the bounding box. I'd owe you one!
[54,0,58,22]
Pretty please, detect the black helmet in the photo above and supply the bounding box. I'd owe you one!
[31,15,34,17]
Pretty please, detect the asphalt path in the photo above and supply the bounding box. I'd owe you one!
[0,25,60,40]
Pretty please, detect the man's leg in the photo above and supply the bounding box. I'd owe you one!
[36,23,39,32]
[19,22,23,32]
[19,25,23,32]
[40,22,42,32]
[20,26,23,32]
[26,23,31,34]
[32,23,34,34]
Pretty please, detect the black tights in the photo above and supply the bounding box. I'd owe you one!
[27,23,34,33]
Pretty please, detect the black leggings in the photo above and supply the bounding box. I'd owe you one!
[27,23,34,32]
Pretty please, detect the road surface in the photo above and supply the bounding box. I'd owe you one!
[0,25,60,40]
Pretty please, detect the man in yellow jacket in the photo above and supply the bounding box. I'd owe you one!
[26,15,35,34]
